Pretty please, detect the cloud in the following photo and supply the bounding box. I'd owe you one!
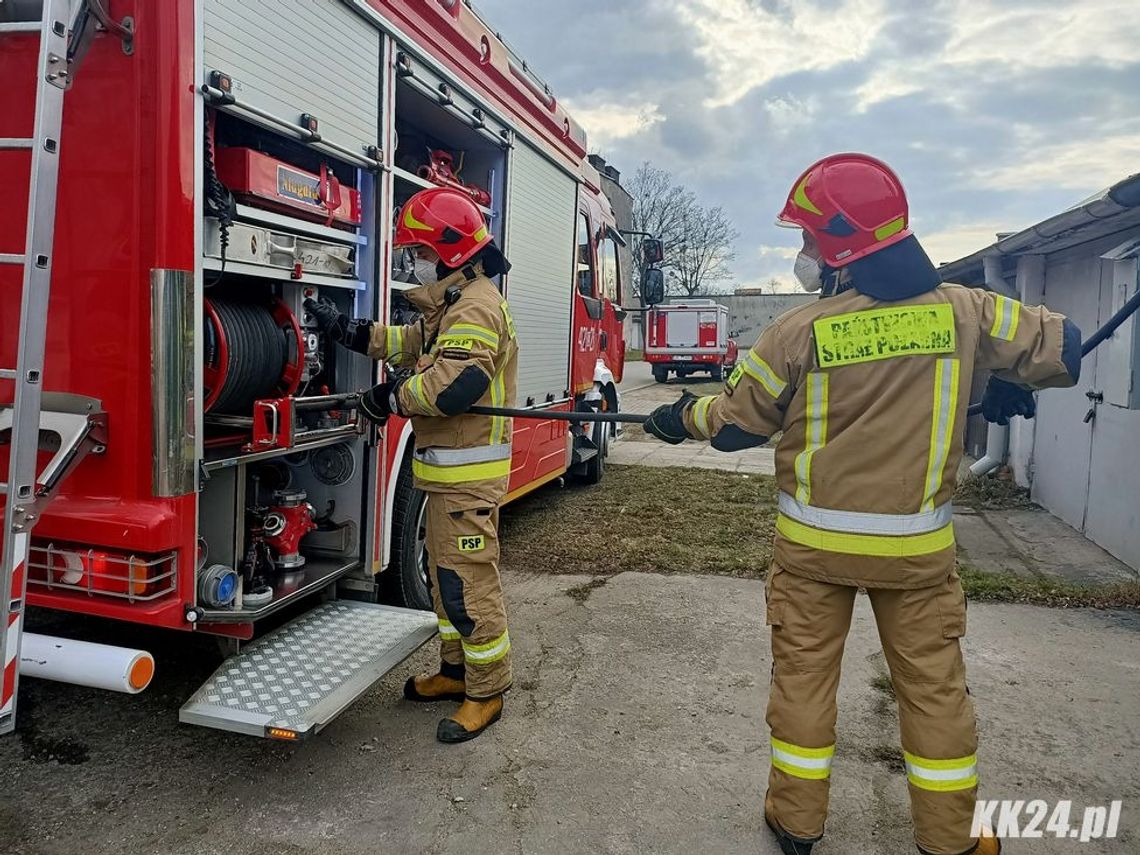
[976,132,1140,192]
[565,97,665,150]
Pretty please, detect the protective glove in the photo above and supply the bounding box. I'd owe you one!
[356,378,407,426]
[304,298,371,355]
[643,390,697,444]
[980,377,1036,425]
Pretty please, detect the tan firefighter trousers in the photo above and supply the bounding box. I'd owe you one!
[764,565,978,855]
[425,492,512,699]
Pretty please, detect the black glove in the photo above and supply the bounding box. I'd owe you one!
[304,298,371,355]
[643,390,697,444]
[356,378,406,426]
[980,377,1036,426]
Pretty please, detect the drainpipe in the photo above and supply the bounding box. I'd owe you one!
[969,254,1017,477]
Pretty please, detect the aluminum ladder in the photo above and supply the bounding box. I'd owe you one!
[0,0,106,736]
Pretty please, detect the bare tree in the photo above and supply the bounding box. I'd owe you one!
[627,162,738,299]
[670,204,739,297]
[627,162,695,299]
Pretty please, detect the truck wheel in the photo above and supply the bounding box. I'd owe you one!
[711,366,723,381]
[652,365,668,383]
[384,456,432,611]
[579,414,608,485]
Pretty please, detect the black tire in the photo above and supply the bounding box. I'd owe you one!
[711,365,724,381]
[383,456,432,611]
[652,365,668,383]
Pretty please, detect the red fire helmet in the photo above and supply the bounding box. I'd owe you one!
[394,186,492,268]
[776,153,911,268]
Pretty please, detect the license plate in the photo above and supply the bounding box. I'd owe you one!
[673,355,693,361]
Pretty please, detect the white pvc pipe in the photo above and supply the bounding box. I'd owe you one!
[19,633,155,694]
[969,421,1010,477]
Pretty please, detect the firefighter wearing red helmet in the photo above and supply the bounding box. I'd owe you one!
[644,153,1082,855]
[306,186,518,743]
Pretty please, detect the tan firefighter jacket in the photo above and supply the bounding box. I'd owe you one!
[683,284,1079,588]
[367,264,519,504]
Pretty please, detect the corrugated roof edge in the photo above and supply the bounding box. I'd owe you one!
[938,172,1140,285]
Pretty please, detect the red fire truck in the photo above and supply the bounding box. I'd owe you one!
[645,300,738,382]
[0,0,635,739]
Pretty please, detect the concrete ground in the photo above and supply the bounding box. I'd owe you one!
[2,572,1137,855]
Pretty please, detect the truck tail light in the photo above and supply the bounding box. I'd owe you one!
[29,542,179,602]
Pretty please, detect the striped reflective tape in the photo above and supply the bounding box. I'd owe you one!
[794,372,829,504]
[446,322,499,349]
[415,444,512,466]
[692,396,716,439]
[1,532,28,718]
[408,374,439,415]
[489,369,509,444]
[386,326,405,358]
[438,618,462,641]
[413,456,511,484]
[500,301,516,340]
[921,358,960,512]
[904,751,978,792]
[989,295,1021,342]
[777,492,953,536]
[777,513,955,557]
[462,630,510,664]
[737,351,787,398]
[770,737,835,781]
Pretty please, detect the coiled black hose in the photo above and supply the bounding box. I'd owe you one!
[205,299,289,414]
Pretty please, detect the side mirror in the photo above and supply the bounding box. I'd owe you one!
[642,268,665,306]
[641,238,664,265]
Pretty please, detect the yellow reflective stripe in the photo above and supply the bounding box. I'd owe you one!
[770,737,835,781]
[874,215,906,241]
[386,326,404,358]
[462,630,510,663]
[489,369,508,444]
[438,618,461,641]
[692,396,715,439]
[403,205,433,232]
[739,352,787,398]
[921,358,960,512]
[794,372,828,504]
[904,751,978,792]
[446,323,499,348]
[793,175,823,215]
[989,295,1022,342]
[500,301,516,340]
[777,514,955,557]
[412,456,511,484]
[408,374,438,415]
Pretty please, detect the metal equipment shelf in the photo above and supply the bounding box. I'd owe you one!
[197,557,361,624]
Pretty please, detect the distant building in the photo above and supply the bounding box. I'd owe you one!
[940,173,1140,570]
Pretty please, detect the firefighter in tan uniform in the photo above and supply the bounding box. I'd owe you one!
[644,154,1082,855]
[307,187,518,743]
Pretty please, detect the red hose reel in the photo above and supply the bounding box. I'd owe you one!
[203,297,304,415]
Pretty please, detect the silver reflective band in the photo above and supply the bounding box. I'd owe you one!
[778,492,954,536]
[414,444,513,466]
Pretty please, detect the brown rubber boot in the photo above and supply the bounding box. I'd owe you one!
[436,695,503,743]
[974,832,1001,855]
[403,672,466,703]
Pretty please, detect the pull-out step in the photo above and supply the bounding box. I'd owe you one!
[180,601,437,739]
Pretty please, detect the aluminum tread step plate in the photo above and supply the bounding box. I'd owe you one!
[179,600,438,739]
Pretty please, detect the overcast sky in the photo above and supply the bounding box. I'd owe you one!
[474,0,1140,291]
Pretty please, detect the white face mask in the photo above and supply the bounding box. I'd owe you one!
[413,257,439,285]
[794,251,824,292]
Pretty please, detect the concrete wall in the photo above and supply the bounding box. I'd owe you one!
[720,293,816,346]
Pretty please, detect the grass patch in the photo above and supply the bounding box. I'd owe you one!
[501,464,776,578]
[959,565,1140,608]
[624,349,644,362]
[954,474,1035,511]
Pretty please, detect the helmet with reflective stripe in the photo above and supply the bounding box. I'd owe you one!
[776,153,910,268]
[394,187,492,268]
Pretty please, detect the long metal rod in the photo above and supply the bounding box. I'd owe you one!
[467,405,649,424]
[966,290,1140,417]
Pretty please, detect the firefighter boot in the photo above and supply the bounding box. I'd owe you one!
[403,663,466,703]
[917,831,1001,855]
[764,811,816,855]
[436,695,503,743]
